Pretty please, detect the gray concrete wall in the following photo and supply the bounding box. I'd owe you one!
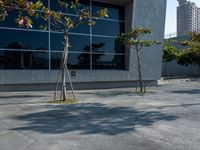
[0,0,167,87]
[162,35,199,77]
[162,61,199,77]
[132,0,167,80]
[0,81,158,92]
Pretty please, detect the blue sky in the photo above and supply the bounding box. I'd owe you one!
[165,0,200,35]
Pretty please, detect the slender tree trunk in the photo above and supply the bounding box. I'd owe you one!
[136,49,144,92]
[62,66,67,100]
[61,32,68,101]
[54,31,76,101]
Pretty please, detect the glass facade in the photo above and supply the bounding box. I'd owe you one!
[0,0,125,70]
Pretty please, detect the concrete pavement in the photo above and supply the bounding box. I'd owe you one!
[0,80,200,150]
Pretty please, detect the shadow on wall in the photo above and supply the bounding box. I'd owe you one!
[12,103,178,135]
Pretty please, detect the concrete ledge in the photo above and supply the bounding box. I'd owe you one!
[0,80,157,92]
[159,78,200,85]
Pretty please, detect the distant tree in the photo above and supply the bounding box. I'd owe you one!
[177,32,200,76]
[163,44,178,76]
[78,43,105,65]
[120,27,160,93]
[0,56,6,68]
[0,0,108,101]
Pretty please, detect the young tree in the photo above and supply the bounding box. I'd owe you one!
[177,32,200,76]
[0,0,108,101]
[120,27,160,93]
[163,44,178,76]
[0,0,46,28]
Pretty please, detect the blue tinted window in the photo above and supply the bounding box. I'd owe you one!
[50,33,90,52]
[51,52,90,69]
[50,0,89,14]
[70,20,90,34]
[0,1,126,70]
[92,2,125,21]
[0,29,48,50]
[50,15,90,33]
[33,0,48,7]
[92,54,125,69]
[0,50,49,69]
[51,52,62,69]
[92,37,125,54]
[68,53,90,69]
[0,11,48,30]
[92,19,125,36]
[0,0,48,29]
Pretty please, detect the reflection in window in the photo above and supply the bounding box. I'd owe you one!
[51,52,90,69]
[81,42,105,54]
[0,50,49,69]
[50,0,89,14]
[92,37,125,54]
[92,20,125,36]
[33,0,48,7]
[92,54,125,69]
[0,1,126,70]
[75,53,90,68]
[0,11,48,30]
[70,21,90,34]
[50,16,90,33]
[51,33,90,52]
[79,42,108,67]
[0,29,48,50]
[92,2,125,21]
[51,52,62,69]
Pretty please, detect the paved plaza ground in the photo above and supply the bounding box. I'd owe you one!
[0,79,200,150]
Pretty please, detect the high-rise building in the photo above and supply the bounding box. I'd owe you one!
[198,8,200,33]
[177,0,200,36]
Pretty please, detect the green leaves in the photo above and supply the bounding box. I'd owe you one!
[120,27,160,50]
[71,0,79,10]
[119,27,159,92]
[58,0,69,11]
[163,44,178,62]
[39,24,47,30]
[169,32,200,72]
[96,8,108,18]
[0,0,44,28]
[178,40,200,67]
[88,20,95,26]
[52,11,62,21]
[0,0,9,21]
[121,27,153,40]
[71,0,79,6]
[0,8,7,21]
[64,17,73,29]
[0,0,109,31]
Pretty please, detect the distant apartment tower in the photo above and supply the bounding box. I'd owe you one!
[198,8,200,33]
[177,0,200,36]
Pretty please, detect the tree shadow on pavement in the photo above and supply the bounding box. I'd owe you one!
[79,91,156,98]
[0,95,47,99]
[171,89,200,94]
[12,103,178,135]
